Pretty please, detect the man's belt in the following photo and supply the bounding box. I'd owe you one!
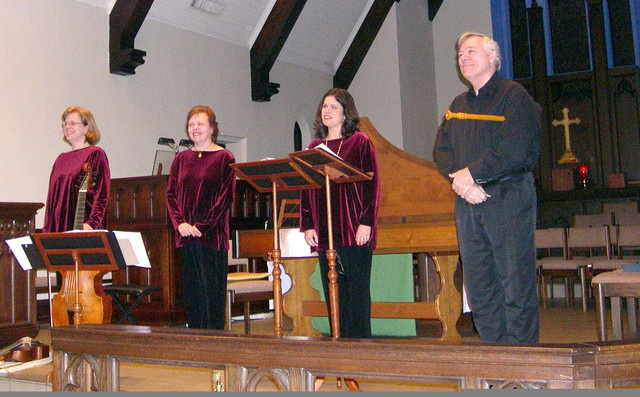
[475,168,530,187]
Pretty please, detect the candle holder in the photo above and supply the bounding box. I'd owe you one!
[578,163,588,189]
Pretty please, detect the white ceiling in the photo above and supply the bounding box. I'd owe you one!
[80,0,374,75]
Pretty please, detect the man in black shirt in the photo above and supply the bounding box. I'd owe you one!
[434,32,541,344]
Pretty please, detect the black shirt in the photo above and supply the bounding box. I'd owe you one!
[434,72,541,184]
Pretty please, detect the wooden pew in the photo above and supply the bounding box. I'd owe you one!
[51,324,640,391]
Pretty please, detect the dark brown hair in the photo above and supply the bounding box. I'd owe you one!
[313,88,360,139]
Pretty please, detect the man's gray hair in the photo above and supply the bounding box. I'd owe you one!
[457,32,502,71]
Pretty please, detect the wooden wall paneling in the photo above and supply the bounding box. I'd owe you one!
[0,202,44,346]
[548,74,598,184]
[610,67,640,181]
[505,2,640,226]
[526,2,552,192]
[548,0,591,74]
[607,0,635,67]
[512,1,640,196]
[508,0,531,80]
[230,179,271,232]
[588,0,616,181]
[108,176,184,324]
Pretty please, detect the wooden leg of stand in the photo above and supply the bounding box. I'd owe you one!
[314,376,324,391]
[272,249,283,337]
[344,378,361,391]
[325,249,340,338]
[314,377,361,391]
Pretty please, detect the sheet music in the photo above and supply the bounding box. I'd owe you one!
[315,143,342,159]
[112,231,151,268]
[5,235,33,270]
[5,231,151,271]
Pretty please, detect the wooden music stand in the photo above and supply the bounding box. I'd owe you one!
[289,147,373,339]
[230,158,321,336]
[29,231,125,325]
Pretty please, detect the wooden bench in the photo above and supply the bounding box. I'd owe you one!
[51,324,640,391]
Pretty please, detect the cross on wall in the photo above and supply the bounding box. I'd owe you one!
[552,107,581,164]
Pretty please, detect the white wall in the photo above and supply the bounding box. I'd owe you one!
[396,0,437,161]
[0,0,331,227]
[349,5,403,150]
[351,0,493,161]
[432,0,494,119]
[0,0,493,228]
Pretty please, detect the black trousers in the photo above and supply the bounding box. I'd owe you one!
[455,174,539,344]
[318,245,372,338]
[181,243,228,330]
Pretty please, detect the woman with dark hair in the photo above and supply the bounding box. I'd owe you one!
[43,106,110,233]
[166,105,236,330]
[300,88,380,338]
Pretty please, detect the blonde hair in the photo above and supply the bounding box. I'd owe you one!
[61,106,101,144]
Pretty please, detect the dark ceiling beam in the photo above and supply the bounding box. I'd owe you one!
[250,0,307,102]
[428,0,444,21]
[110,0,154,76]
[333,0,399,90]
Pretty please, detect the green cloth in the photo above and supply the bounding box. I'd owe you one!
[310,253,416,337]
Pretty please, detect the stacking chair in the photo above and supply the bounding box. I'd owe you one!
[615,211,640,226]
[225,241,273,334]
[603,202,638,223]
[613,225,640,261]
[591,225,640,274]
[539,226,609,312]
[573,213,610,228]
[535,227,568,305]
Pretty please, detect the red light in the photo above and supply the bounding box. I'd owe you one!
[579,164,588,189]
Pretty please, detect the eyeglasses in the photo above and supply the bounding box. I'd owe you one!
[62,121,84,128]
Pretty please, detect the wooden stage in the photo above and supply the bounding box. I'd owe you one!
[51,324,640,391]
[48,118,640,391]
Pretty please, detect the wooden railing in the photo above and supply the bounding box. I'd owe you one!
[52,324,640,391]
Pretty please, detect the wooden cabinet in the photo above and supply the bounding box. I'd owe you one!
[107,176,270,324]
[108,175,182,323]
[0,202,44,346]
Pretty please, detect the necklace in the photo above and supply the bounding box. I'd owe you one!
[194,142,215,158]
[325,137,344,156]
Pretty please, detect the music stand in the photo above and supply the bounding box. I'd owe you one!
[29,231,125,325]
[289,147,373,339]
[230,158,321,336]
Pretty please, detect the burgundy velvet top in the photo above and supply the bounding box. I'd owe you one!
[42,145,111,233]
[300,131,380,251]
[166,148,236,251]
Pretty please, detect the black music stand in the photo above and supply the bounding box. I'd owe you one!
[28,232,125,325]
[230,158,321,336]
[289,147,373,339]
